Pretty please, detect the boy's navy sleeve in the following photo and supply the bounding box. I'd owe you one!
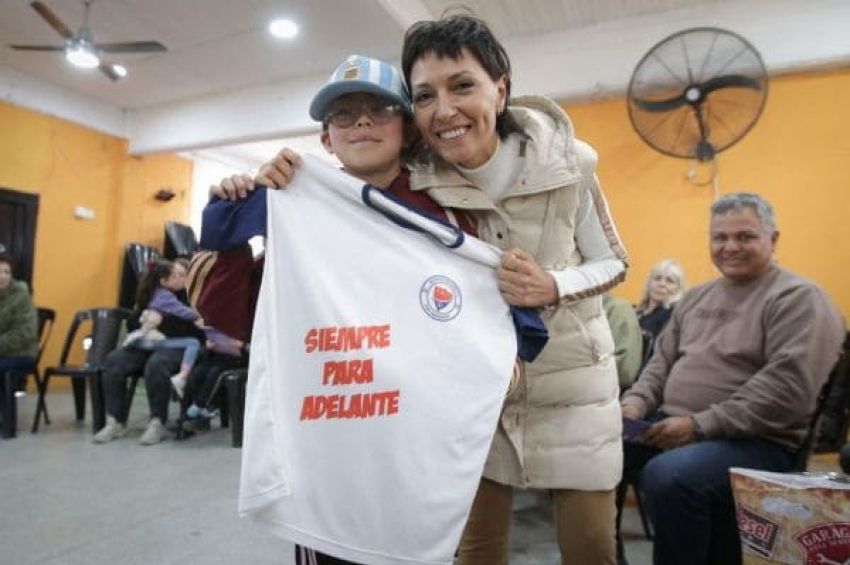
[511,307,549,362]
[200,187,268,251]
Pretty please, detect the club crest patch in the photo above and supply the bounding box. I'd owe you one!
[420,275,462,321]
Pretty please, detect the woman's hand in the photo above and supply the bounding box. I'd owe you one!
[497,248,558,308]
[255,147,303,188]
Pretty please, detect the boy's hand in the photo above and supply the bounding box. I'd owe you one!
[256,148,303,189]
[206,148,302,201]
[497,248,559,308]
[210,174,254,201]
[194,317,205,328]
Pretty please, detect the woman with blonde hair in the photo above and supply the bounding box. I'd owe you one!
[637,259,686,340]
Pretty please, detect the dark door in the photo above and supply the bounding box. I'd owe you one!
[0,187,39,289]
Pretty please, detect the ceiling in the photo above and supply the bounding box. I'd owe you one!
[0,0,728,110]
[0,0,405,108]
[1,0,848,158]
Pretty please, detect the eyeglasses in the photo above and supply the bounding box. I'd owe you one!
[325,100,403,128]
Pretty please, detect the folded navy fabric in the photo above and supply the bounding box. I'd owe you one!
[511,307,549,362]
[200,188,268,251]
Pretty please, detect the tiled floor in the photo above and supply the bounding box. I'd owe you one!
[1,390,661,565]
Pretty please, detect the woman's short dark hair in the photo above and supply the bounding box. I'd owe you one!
[401,14,524,140]
[0,253,14,271]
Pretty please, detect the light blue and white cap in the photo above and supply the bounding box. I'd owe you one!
[309,54,411,121]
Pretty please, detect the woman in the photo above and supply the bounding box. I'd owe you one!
[0,253,38,413]
[223,20,626,561]
[94,260,205,445]
[123,260,205,398]
[636,259,686,340]
[400,14,628,565]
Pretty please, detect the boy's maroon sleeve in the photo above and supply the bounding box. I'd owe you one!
[195,245,258,343]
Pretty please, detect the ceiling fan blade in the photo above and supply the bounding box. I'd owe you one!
[700,74,763,96]
[9,44,65,51]
[96,41,167,54]
[31,1,74,39]
[632,94,689,113]
[98,61,121,81]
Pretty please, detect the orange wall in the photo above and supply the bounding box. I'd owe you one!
[564,69,850,321]
[0,101,193,370]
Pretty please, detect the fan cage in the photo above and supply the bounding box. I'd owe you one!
[627,27,768,161]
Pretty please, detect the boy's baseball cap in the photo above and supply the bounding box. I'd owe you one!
[309,54,411,121]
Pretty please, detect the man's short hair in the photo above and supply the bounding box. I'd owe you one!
[711,192,777,234]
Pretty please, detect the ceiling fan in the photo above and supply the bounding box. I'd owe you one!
[8,0,167,81]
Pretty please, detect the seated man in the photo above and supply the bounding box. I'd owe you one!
[619,192,845,565]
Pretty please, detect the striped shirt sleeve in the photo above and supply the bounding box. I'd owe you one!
[547,174,628,302]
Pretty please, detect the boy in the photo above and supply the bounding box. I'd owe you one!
[201,54,475,565]
[208,54,474,233]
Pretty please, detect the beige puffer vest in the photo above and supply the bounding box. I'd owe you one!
[410,96,626,490]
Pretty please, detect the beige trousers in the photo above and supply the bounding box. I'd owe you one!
[458,478,617,565]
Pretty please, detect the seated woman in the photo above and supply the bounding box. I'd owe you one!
[94,259,206,445]
[0,253,38,414]
[636,259,686,341]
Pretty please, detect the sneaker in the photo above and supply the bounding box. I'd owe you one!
[186,404,218,420]
[186,403,202,419]
[183,417,211,433]
[140,417,167,445]
[170,374,187,399]
[93,416,127,444]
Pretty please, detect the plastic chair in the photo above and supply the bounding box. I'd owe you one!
[791,351,848,471]
[118,243,160,309]
[840,442,850,473]
[164,221,199,260]
[224,369,247,448]
[616,459,653,542]
[1,307,55,438]
[814,332,850,452]
[33,308,133,434]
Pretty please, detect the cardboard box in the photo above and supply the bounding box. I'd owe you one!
[731,467,850,564]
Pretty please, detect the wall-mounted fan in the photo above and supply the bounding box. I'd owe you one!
[8,0,166,81]
[627,27,768,187]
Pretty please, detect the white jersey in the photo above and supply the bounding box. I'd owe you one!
[238,156,517,565]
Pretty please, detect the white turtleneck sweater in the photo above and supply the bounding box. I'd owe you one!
[457,133,625,300]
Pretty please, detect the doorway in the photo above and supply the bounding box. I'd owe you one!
[0,187,39,290]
